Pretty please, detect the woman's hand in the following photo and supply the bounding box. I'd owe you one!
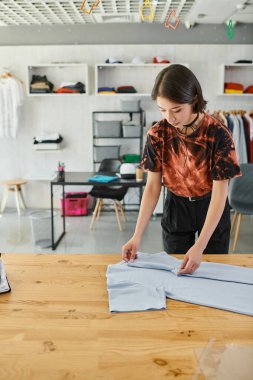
[178,243,204,275]
[122,236,141,262]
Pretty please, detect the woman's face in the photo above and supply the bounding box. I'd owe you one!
[156,96,196,128]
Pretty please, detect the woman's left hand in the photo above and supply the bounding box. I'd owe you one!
[178,244,204,275]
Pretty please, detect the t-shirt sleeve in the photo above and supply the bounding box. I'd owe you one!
[141,130,162,172]
[212,127,242,180]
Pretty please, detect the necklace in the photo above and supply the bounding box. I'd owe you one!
[174,113,203,167]
[180,113,200,135]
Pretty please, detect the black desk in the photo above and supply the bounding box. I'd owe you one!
[50,171,146,250]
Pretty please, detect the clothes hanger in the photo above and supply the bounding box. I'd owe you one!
[0,70,24,84]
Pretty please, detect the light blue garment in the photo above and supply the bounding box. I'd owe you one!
[127,252,253,285]
[108,282,166,312]
[106,252,253,315]
[88,175,118,183]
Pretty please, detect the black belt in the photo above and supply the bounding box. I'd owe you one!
[172,191,212,202]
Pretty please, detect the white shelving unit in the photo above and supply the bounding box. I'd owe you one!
[95,63,189,96]
[27,63,89,96]
[219,64,253,96]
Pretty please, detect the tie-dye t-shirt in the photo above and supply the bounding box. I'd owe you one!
[141,113,241,197]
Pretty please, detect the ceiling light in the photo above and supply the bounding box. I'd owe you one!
[184,20,195,29]
[236,3,246,10]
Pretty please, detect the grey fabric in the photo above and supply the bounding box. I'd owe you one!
[228,163,253,214]
[106,252,253,315]
[231,114,248,164]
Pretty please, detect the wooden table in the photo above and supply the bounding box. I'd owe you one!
[0,254,253,380]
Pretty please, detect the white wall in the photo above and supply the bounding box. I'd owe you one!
[0,44,252,208]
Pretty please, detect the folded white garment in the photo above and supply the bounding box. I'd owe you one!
[106,252,253,315]
[0,261,11,293]
[60,82,77,87]
[35,133,60,142]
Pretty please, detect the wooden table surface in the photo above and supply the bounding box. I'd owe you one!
[0,253,253,380]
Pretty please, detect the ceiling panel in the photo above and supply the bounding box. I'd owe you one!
[187,0,253,24]
[0,0,252,26]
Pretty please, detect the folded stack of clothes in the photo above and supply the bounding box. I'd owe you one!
[153,56,170,64]
[33,133,63,150]
[105,57,123,64]
[30,75,54,94]
[117,86,137,94]
[224,82,253,94]
[55,82,85,94]
[98,87,117,94]
[224,82,244,94]
[244,85,253,94]
[98,86,137,94]
[234,60,252,64]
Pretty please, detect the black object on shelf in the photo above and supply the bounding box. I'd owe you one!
[57,171,65,182]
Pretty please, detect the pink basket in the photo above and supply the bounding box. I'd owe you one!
[61,192,88,216]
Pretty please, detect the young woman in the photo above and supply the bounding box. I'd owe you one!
[122,64,241,274]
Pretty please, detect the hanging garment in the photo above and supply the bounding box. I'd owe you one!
[0,75,24,138]
[230,114,248,164]
[244,113,253,163]
[107,252,253,315]
[237,115,248,163]
[242,115,251,162]
[225,114,234,133]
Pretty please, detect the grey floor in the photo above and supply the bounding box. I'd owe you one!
[0,207,252,254]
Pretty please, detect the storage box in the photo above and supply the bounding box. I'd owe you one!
[122,124,141,137]
[95,120,122,137]
[120,99,140,112]
[61,192,88,216]
[94,145,120,162]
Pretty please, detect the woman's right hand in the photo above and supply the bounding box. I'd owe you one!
[122,236,141,262]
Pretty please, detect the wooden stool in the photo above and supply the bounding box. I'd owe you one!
[1,179,27,215]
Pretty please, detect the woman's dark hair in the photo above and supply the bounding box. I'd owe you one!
[151,64,207,113]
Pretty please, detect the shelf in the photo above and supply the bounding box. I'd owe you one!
[95,63,189,96]
[92,109,145,184]
[33,149,62,153]
[223,63,253,67]
[27,93,87,97]
[94,137,141,139]
[96,93,151,97]
[93,109,144,114]
[219,64,253,96]
[27,63,89,96]
[218,94,253,97]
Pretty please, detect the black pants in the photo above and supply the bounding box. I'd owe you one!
[161,191,231,254]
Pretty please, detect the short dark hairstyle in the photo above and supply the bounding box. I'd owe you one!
[151,64,207,113]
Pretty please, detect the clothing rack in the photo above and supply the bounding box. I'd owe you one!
[211,109,251,115]
[211,109,253,165]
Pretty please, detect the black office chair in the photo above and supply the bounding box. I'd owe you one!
[229,163,253,252]
[89,159,128,231]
